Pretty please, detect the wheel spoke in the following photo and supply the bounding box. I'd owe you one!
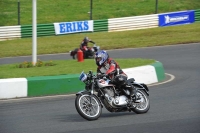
[78,95,100,118]
[135,91,148,110]
[83,96,90,103]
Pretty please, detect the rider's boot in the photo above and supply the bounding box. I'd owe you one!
[130,86,140,103]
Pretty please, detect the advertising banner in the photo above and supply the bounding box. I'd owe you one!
[54,20,93,35]
[159,10,195,27]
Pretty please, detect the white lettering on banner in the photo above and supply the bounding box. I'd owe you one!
[165,15,189,24]
[54,20,93,35]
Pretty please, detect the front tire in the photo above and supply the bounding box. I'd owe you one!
[75,94,102,121]
[131,90,150,114]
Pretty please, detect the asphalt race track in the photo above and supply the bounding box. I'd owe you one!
[0,43,200,133]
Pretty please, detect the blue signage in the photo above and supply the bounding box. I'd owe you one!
[159,10,195,27]
[59,21,89,33]
[54,20,94,35]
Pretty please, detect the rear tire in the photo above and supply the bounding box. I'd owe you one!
[75,94,102,121]
[131,90,150,114]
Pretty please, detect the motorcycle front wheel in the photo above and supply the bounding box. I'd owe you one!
[75,94,102,121]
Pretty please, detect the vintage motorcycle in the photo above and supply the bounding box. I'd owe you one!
[75,70,150,121]
[70,44,100,59]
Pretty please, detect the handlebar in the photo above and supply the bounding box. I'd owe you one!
[96,73,108,79]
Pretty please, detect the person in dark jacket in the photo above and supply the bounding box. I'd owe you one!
[80,37,95,53]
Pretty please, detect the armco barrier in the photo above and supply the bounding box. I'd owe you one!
[195,9,200,22]
[21,24,55,38]
[0,61,165,99]
[0,25,21,41]
[108,14,158,32]
[94,19,108,32]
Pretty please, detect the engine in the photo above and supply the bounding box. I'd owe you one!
[103,87,128,107]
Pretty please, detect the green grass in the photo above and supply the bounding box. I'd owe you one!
[0,58,155,79]
[0,0,200,26]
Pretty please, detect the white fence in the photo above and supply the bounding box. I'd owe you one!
[0,26,21,41]
[108,14,158,32]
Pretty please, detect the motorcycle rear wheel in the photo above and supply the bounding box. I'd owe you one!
[75,94,102,121]
[131,90,150,114]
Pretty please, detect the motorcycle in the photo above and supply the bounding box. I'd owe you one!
[70,44,100,59]
[75,70,150,121]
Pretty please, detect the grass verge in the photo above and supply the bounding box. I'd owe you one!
[0,58,155,79]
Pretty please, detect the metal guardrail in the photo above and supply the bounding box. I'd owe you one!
[0,26,21,41]
[108,14,158,32]
[195,9,200,22]
[94,19,108,32]
[21,23,55,38]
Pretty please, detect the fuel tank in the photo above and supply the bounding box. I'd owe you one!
[97,79,114,88]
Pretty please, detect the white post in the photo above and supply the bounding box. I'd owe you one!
[32,0,37,65]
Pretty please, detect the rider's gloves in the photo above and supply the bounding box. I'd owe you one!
[96,73,101,78]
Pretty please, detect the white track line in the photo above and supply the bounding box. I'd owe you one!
[148,73,175,87]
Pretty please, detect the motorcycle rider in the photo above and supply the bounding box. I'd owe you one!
[80,37,96,58]
[95,50,139,103]
[70,37,96,59]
